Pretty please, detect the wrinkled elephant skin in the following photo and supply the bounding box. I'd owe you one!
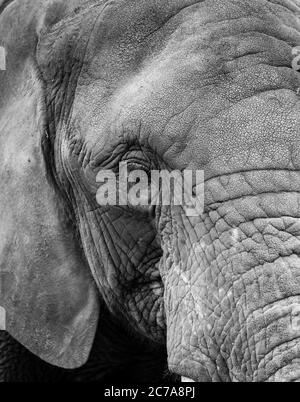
[1,0,300,382]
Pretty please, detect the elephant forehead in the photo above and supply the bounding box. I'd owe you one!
[39,0,300,99]
[80,0,300,169]
[40,0,300,175]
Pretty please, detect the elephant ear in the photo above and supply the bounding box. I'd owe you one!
[0,1,99,368]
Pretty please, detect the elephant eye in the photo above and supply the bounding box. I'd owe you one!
[126,160,151,173]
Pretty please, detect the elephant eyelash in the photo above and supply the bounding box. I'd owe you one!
[126,160,152,173]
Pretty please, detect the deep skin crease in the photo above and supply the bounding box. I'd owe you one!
[1,0,300,382]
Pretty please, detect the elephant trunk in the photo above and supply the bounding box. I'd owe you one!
[164,170,300,382]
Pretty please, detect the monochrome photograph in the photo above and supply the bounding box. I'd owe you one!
[1,0,300,385]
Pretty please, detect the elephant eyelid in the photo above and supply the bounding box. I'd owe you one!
[126,159,152,172]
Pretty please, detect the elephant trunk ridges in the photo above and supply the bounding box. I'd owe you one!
[163,170,300,382]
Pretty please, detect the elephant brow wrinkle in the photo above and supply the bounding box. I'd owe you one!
[0,0,14,15]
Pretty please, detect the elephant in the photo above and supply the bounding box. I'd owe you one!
[1,0,300,383]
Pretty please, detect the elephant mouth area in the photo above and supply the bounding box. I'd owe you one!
[90,248,166,343]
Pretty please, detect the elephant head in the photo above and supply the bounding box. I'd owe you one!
[1,0,300,381]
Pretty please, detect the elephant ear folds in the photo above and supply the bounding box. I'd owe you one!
[0,6,99,368]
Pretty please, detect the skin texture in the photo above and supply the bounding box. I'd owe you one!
[1,0,300,382]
